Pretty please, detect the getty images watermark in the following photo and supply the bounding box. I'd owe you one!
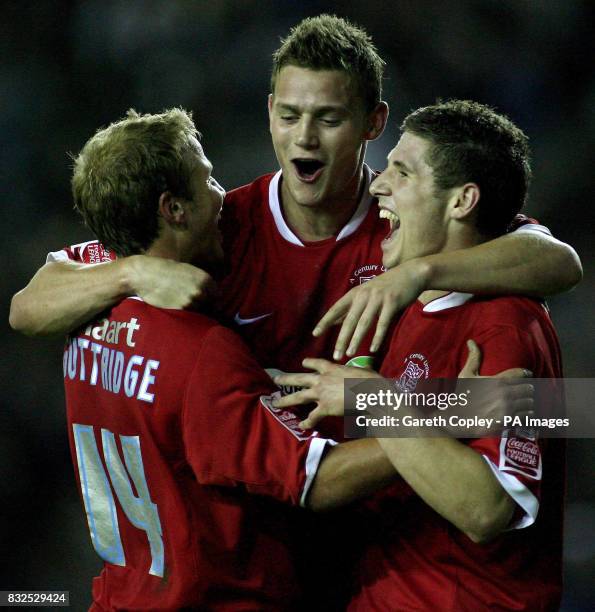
[343,378,595,438]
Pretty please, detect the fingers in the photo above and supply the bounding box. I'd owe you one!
[274,372,318,388]
[346,296,385,357]
[332,299,368,361]
[272,389,317,408]
[458,339,482,377]
[298,407,326,430]
[301,358,335,373]
[495,367,533,379]
[313,296,350,337]
[507,383,534,401]
[370,303,397,353]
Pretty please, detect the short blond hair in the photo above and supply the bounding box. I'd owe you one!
[72,107,199,256]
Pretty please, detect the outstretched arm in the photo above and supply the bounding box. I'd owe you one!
[316,230,582,359]
[10,256,215,337]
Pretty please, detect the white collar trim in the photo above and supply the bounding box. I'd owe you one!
[268,165,374,246]
[422,291,474,312]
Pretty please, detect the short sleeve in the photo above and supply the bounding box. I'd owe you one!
[471,436,542,529]
[46,240,116,264]
[182,326,334,507]
[472,324,537,376]
[46,248,71,263]
[509,214,552,237]
[467,324,543,529]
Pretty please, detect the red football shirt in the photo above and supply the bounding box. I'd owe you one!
[48,184,551,378]
[348,292,564,611]
[48,172,555,609]
[63,297,332,611]
[218,167,387,373]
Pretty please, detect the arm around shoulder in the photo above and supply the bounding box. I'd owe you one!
[422,230,582,298]
[9,258,134,337]
[10,254,216,337]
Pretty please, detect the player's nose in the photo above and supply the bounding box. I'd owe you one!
[294,118,319,149]
[370,173,388,197]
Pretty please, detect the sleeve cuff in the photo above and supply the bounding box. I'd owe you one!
[46,249,69,263]
[482,454,539,529]
[300,437,338,507]
[512,223,552,237]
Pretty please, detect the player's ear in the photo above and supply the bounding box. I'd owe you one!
[364,101,389,141]
[448,183,480,221]
[158,191,187,227]
[268,93,274,119]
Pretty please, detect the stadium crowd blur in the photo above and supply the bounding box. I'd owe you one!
[2,1,593,609]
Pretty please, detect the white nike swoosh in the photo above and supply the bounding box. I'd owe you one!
[234,312,272,326]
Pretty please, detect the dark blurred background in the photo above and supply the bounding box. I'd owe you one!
[2,1,594,609]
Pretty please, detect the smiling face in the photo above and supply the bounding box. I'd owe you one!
[371,132,451,270]
[268,66,374,212]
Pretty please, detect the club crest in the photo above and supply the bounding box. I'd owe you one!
[397,353,430,392]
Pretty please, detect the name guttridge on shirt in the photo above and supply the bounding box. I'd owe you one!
[63,297,332,611]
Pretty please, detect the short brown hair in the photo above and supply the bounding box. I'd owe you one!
[71,108,199,256]
[402,99,532,236]
[271,14,385,114]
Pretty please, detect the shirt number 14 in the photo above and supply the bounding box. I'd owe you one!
[72,424,164,577]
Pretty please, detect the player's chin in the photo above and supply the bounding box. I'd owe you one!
[381,245,401,270]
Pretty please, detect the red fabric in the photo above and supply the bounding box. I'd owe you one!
[64,299,328,611]
[52,184,552,610]
[349,294,564,611]
[63,240,116,264]
[218,172,387,373]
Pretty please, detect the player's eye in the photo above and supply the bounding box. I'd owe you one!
[320,117,341,127]
[281,115,298,123]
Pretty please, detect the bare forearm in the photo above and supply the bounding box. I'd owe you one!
[9,259,134,337]
[419,232,582,297]
[377,437,513,543]
[307,439,396,512]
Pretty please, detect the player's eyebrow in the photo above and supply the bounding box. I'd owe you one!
[390,159,414,174]
[275,102,300,113]
[275,102,349,115]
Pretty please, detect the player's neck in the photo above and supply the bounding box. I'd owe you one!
[280,173,365,242]
[145,233,186,264]
[417,228,487,305]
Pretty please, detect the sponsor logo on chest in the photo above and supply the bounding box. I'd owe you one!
[349,263,386,285]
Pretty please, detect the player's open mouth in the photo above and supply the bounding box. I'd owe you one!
[292,159,325,182]
[379,209,400,241]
